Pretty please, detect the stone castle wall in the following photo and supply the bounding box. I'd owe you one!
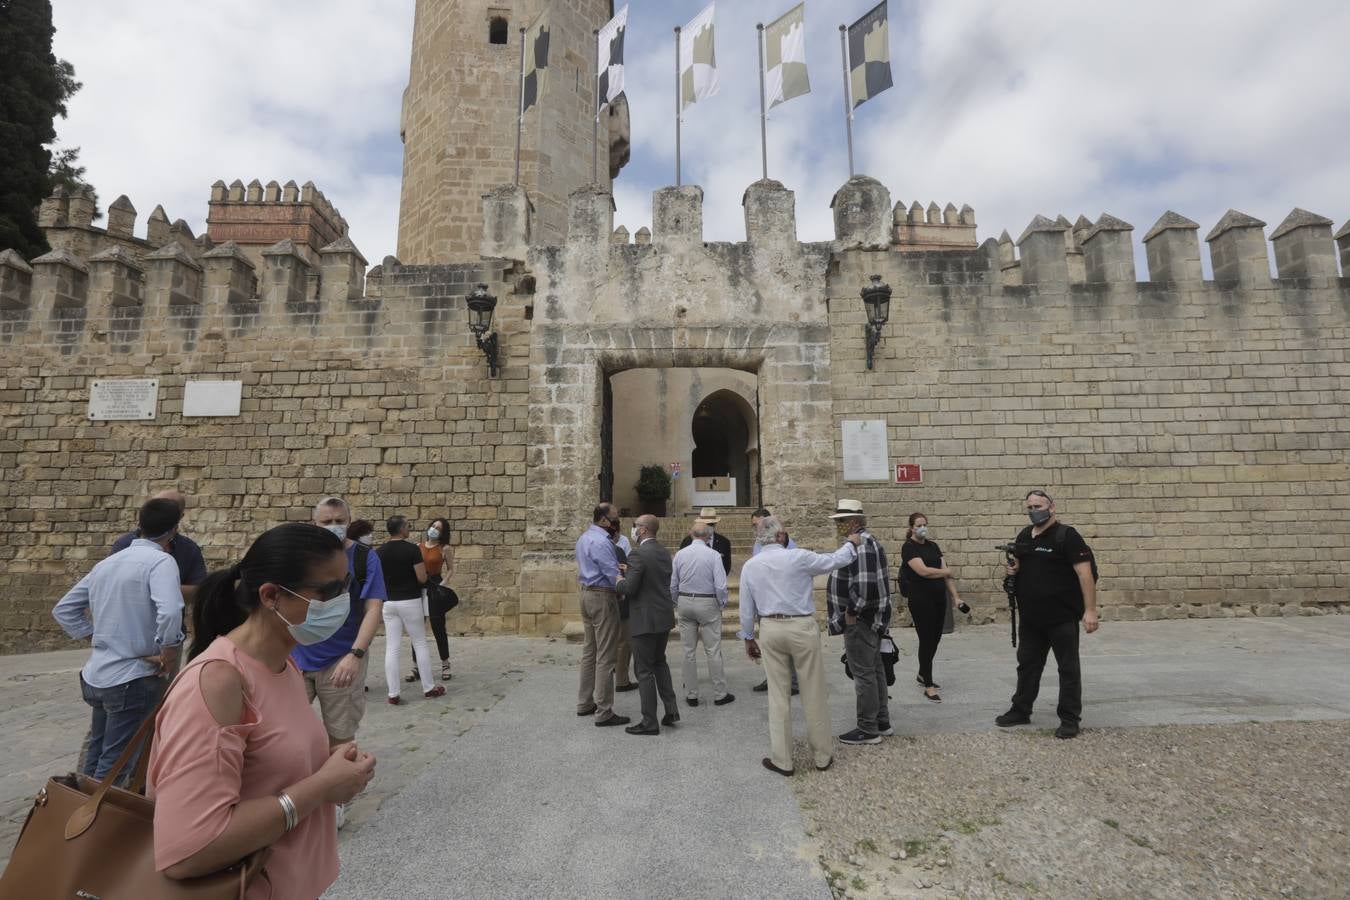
[1,174,1348,651]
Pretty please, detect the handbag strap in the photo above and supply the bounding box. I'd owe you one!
[64,667,189,840]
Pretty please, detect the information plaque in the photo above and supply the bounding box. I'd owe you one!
[184,380,243,417]
[841,419,890,482]
[88,379,158,421]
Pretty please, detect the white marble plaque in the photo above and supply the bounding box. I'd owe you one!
[842,419,890,482]
[184,380,243,417]
[88,379,158,421]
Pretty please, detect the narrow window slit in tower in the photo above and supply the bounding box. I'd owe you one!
[489,17,509,45]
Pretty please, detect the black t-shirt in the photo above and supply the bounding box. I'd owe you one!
[900,539,947,603]
[1013,522,1091,626]
[377,539,425,601]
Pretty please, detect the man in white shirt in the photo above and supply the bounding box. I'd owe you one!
[739,515,860,776]
[670,522,733,707]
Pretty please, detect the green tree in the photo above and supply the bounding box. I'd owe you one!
[0,0,85,257]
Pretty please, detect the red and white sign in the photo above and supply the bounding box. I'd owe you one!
[894,463,923,484]
[670,462,681,477]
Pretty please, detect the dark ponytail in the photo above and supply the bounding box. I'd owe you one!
[190,523,345,660]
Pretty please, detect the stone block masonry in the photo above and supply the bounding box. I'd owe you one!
[2,176,1348,651]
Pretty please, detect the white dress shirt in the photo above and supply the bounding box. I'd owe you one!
[670,539,729,607]
[737,542,857,639]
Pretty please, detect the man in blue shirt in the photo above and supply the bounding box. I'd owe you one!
[54,498,185,784]
[109,489,208,604]
[292,497,387,752]
[574,503,630,727]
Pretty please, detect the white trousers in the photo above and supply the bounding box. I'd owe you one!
[383,598,434,697]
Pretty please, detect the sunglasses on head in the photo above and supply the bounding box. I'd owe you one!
[286,574,352,602]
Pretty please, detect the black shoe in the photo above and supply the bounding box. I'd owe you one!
[916,676,940,689]
[661,712,680,727]
[791,686,800,696]
[995,709,1032,727]
[625,723,660,735]
[615,683,638,693]
[686,696,700,707]
[753,679,768,692]
[1055,722,1080,739]
[815,756,834,772]
[576,705,597,717]
[762,757,794,777]
[838,728,881,745]
[924,689,942,703]
[595,714,631,727]
[714,693,736,706]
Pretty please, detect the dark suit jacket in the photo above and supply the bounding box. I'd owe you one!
[619,539,676,636]
[678,532,732,575]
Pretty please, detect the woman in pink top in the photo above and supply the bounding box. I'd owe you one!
[148,523,378,898]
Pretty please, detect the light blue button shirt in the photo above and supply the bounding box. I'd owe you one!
[53,538,185,689]
[575,524,620,589]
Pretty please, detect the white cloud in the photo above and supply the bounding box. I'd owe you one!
[51,0,1350,267]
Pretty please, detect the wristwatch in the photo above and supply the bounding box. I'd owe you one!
[349,647,366,659]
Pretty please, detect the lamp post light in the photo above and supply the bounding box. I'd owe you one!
[466,283,500,377]
[861,273,891,371]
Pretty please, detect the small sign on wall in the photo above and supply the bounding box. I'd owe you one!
[184,380,243,417]
[895,463,923,484]
[842,419,890,482]
[88,379,158,421]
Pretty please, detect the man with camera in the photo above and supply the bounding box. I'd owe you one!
[995,490,1099,739]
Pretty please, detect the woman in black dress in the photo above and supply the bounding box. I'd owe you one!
[900,512,967,702]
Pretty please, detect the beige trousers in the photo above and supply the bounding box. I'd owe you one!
[760,616,832,771]
[577,587,620,718]
[615,625,634,687]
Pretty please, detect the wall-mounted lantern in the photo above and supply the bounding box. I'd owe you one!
[861,274,891,371]
[466,283,500,377]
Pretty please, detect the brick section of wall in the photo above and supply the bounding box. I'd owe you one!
[0,261,532,652]
[827,249,1350,623]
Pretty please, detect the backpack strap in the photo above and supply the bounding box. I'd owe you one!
[353,543,369,602]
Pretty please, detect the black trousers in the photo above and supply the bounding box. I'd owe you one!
[1010,619,1081,725]
[631,631,677,729]
[425,590,454,661]
[907,595,946,687]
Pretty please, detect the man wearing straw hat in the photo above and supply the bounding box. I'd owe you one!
[678,507,732,575]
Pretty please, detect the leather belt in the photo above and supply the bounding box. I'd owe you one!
[679,592,717,599]
[580,586,616,593]
[765,613,812,619]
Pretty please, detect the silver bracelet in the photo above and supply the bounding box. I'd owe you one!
[277,792,298,833]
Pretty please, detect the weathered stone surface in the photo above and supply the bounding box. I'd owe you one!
[832,175,891,250]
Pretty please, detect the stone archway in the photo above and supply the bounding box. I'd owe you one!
[691,388,758,507]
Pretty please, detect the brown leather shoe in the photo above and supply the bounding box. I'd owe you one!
[762,758,794,777]
[424,685,446,698]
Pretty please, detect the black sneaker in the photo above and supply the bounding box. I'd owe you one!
[837,728,881,745]
[686,696,700,707]
[714,693,736,706]
[595,714,631,727]
[753,679,768,692]
[1055,722,1080,739]
[995,709,1032,727]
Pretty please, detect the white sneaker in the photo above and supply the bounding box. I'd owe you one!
[335,802,348,830]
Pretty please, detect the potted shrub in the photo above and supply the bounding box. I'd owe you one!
[634,464,672,518]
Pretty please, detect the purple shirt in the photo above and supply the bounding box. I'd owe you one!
[290,542,386,672]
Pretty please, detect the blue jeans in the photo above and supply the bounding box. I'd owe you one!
[79,673,164,784]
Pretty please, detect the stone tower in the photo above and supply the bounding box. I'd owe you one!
[397,0,625,264]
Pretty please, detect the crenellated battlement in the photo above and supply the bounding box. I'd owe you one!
[205,178,350,270]
[37,186,201,263]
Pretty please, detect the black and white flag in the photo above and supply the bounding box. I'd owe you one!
[522,10,551,112]
[597,5,628,110]
[847,0,892,109]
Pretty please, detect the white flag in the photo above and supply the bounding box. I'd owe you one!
[597,5,628,108]
[765,3,810,109]
[680,3,719,111]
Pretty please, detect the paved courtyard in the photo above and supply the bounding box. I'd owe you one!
[1,616,1348,897]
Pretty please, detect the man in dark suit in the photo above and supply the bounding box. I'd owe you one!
[677,507,732,575]
[617,514,678,735]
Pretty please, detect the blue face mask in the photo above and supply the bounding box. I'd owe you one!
[273,586,350,645]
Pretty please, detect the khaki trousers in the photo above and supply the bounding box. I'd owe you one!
[615,626,634,687]
[678,595,727,699]
[577,587,620,718]
[760,616,832,771]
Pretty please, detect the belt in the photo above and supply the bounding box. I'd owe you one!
[580,586,616,593]
[679,592,717,599]
[764,613,812,619]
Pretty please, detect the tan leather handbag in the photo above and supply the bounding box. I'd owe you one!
[0,683,269,899]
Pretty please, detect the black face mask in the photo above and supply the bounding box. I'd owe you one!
[603,520,619,537]
[1028,508,1052,526]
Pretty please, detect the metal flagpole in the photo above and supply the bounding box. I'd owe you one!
[838,24,855,178]
[592,28,600,184]
[756,23,768,181]
[515,26,527,185]
[674,26,682,187]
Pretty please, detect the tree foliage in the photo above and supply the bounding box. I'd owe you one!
[0,0,88,257]
[635,464,672,502]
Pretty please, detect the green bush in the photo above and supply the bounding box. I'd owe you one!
[635,464,672,502]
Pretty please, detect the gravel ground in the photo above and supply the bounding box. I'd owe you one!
[792,720,1350,899]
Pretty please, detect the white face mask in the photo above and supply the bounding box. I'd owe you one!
[914,525,928,539]
[427,528,441,541]
[630,526,640,543]
[322,523,348,542]
[358,535,374,547]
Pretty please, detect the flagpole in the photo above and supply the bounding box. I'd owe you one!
[592,28,600,184]
[838,24,855,178]
[674,26,682,187]
[515,26,527,185]
[756,23,768,182]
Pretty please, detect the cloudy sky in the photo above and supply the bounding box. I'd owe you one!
[53,0,1350,267]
